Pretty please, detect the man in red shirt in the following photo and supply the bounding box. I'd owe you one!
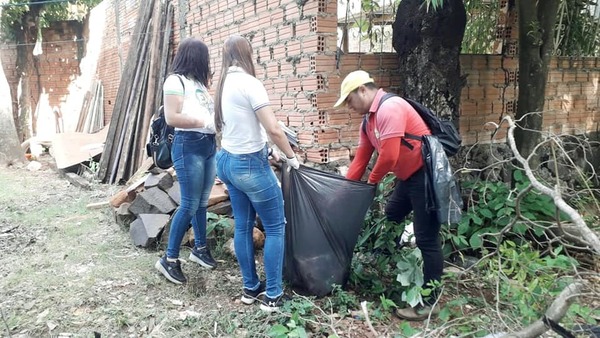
[334,70,442,321]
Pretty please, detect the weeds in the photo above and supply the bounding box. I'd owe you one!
[1,158,598,337]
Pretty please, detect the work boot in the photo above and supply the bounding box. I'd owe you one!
[395,303,440,321]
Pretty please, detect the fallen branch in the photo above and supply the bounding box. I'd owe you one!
[503,116,600,255]
[86,201,110,209]
[0,306,11,338]
[0,226,18,234]
[360,301,379,337]
[501,281,585,338]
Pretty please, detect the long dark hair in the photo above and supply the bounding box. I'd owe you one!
[170,37,211,87]
[214,35,256,132]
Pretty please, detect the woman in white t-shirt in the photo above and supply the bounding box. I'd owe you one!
[214,35,300,312]
[154,38,218,285]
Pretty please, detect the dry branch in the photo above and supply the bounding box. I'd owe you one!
[503,115,600,255]
[500,281,585,338]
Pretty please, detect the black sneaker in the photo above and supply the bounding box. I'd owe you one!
[260,293,291,312]
[155,256,186,284]
[189,246,217,269]
[241,280,266,305]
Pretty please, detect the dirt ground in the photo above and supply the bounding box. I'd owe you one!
[3,155,599,338]
[0,156,408,338]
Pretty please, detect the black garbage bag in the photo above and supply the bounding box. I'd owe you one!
[421,135,463,225]
[281,164,376,297]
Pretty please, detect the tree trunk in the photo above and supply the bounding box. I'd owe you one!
[13,9,41,142]
[0,59,26,165]
[392,0,467,127]
[514,0,560,166]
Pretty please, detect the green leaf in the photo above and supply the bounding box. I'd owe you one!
[396,271,412,286]
[457,221,470,235]
[532,225,546,237]
[513,222,528,234]
[469,233,483,248]
[292,327,308,338]
[472,214,483,225]
[269,324,289,336]
[404,287,422,307]
[514,170,524,182]
[438,306,451,321]
[495,216,511,226]
[479,208,494,219]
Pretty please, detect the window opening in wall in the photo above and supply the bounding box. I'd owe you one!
[337,0,397,53]
[337,0,505,55]
[461,0,501,54]
[337,0,600,56]
[554,0,600,56]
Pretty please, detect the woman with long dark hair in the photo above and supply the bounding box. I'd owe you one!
[155,37,217,285]
[214,35,299,312]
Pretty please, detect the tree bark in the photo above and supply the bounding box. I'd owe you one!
[392,0,467,127]
[514,0,560,167]
[13,8,41,143]
[0,59,26,165]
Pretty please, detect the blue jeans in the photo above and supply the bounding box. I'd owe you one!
[385,167,442,303]
[166,131,216,259]
[216,146,285,298]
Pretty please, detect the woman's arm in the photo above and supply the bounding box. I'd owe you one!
[256,106,298,165]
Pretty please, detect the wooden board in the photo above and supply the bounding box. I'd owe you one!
[51,126,109,169]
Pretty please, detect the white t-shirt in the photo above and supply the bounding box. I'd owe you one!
[220,66,269,154]
[163,74,216,134]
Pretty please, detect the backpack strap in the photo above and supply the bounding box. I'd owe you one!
[361,93,414,150]
[175,74,185,94]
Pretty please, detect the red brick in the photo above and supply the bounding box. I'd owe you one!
[313,127,340,144]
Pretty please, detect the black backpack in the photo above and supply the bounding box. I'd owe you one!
[362,93,462,157]
[146,75,183,169]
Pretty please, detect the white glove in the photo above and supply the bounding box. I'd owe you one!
[285,155,300,171]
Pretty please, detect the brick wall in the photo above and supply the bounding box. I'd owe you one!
[0,45,18,114]
[93,0,598,165]
[1,20,82,128]
[159,0,338,163]
[96,0,139,119]
[3,0,599,165]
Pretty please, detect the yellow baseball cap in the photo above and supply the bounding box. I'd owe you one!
[333,70,375,107]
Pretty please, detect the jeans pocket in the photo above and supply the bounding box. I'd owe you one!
[231,155,253,181]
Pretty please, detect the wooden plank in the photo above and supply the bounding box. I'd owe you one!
[97,0,154,183]
[76,86,92,132]
[51,126,109,169]
[108,15,153,184]
[135,0,170,170]
[153,1,174,119]
[114,37,151,184]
